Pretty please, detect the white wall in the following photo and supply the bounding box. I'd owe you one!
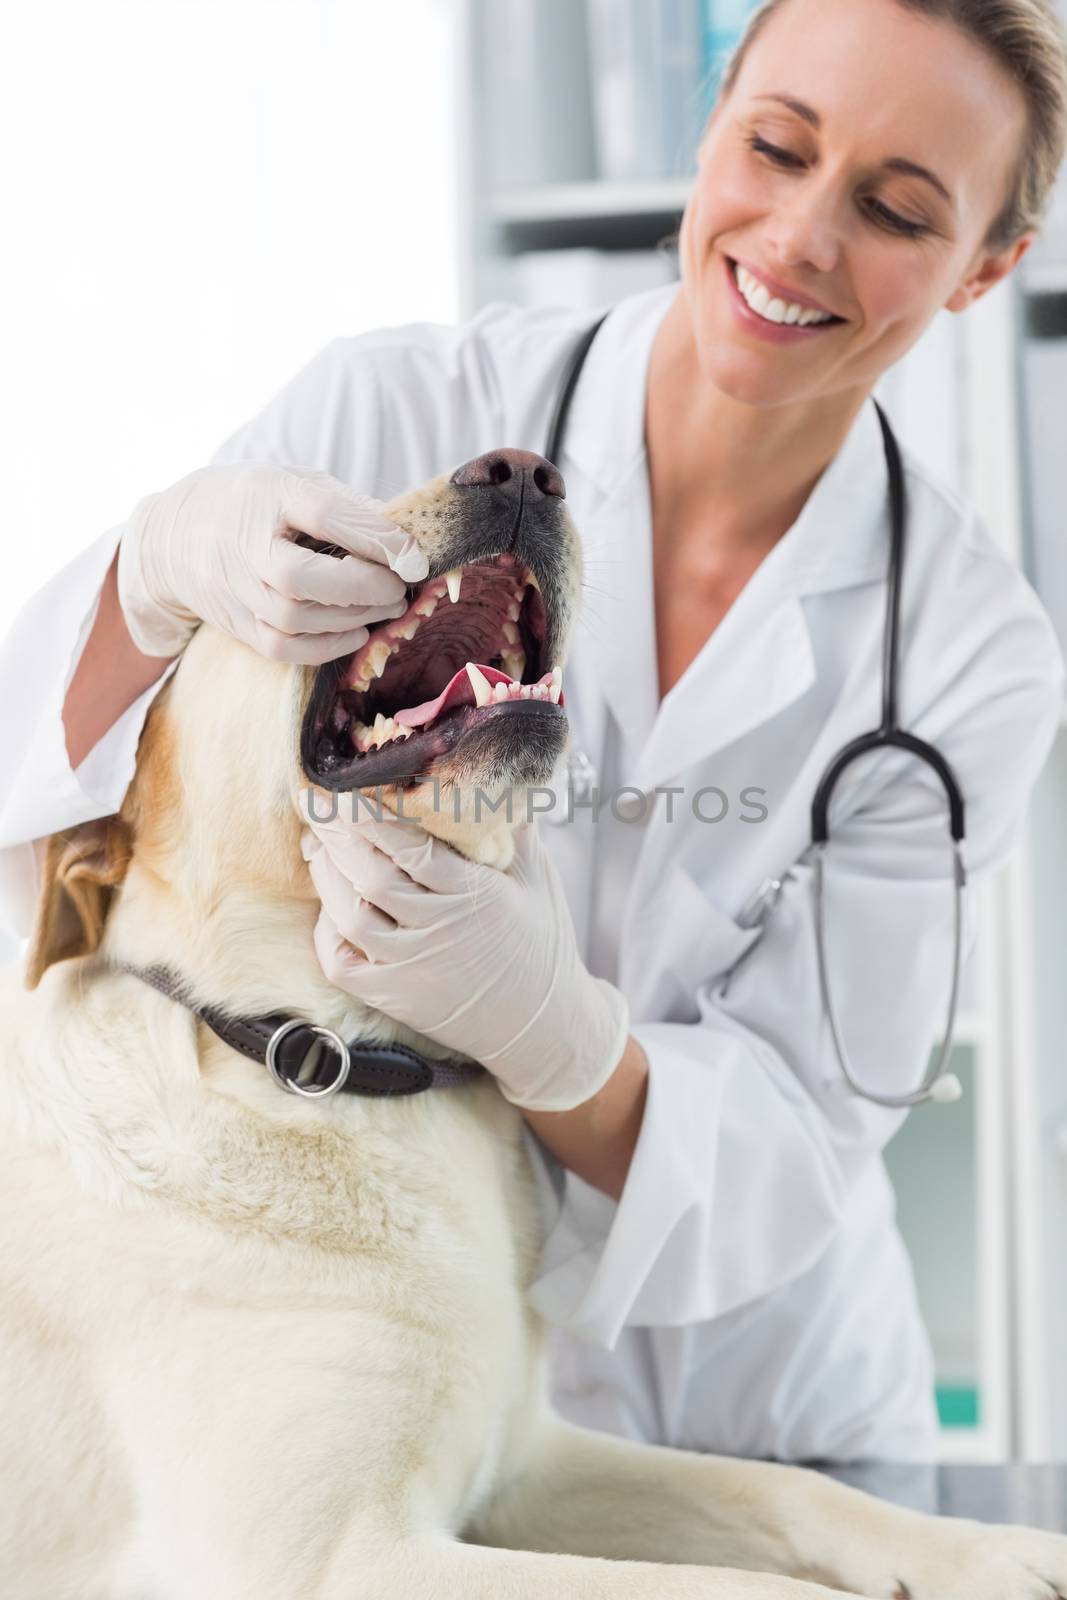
[0,0,460,638]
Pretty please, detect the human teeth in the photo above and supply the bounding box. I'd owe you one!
[465,662,493,708]
[735,263,834,326]
[445,568,463,603]
[501,648,525,679]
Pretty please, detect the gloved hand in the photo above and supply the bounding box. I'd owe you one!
[117,461,429,659]
[297,803,631,1113]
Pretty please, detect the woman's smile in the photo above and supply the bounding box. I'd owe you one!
[723,252,847,344]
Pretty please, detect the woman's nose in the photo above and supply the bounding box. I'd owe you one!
[450,448,566,500]
[763,185,843,277]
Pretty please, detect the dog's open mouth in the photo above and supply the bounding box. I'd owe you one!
[300,550,567,790]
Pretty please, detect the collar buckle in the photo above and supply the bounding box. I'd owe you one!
[265,1019,351,1099]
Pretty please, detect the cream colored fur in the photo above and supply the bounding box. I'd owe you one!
[1,469,1065,1599]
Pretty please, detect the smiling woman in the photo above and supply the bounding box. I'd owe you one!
[647,0,1066,701]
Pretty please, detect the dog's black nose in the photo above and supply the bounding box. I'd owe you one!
[450,448,565,501]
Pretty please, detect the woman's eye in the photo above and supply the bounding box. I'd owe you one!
[747,134,803,168]
[867,198,928,238]
[745,133,929,239]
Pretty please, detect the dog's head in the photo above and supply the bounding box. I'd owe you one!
[298,448,577,850]
[24,449,583,995]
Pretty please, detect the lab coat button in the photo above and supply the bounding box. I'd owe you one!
[613,789,652,824]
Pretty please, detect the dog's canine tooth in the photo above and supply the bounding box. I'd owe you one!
[444,568,463,604]
[465,663,493,708]
[366,639,394,679]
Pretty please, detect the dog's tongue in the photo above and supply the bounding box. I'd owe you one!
[394,663,515,729]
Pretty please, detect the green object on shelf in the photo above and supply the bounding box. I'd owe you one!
[937,1384,980,1429]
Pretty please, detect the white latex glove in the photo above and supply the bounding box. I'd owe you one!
[297,803,631,1113]
[117,461,430,659]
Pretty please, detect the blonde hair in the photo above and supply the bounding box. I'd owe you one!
[717,0,1067,248]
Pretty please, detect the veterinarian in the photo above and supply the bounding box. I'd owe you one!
[4,0,1067,1465]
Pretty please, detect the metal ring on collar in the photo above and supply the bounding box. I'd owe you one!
[265,1019,352,1099]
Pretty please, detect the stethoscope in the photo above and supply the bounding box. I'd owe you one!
[545,312,966,1109]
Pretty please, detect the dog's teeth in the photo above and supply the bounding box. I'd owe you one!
[366,639,394,679]
[465,662,493,708]
[392,617,420,641]
[444,568,463,604]
[506,598,521,621]
[501,648,525,680]
[492,682,510,702]
[414,592,440,618]
[525,570,541,595]
[502,620,521,645]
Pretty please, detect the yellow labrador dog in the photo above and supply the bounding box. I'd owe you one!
[1,449,1065,1600]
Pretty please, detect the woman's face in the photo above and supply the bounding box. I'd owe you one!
[679,0,1033,409]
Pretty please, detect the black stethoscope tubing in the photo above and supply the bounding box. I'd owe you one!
[544,312,968,1108]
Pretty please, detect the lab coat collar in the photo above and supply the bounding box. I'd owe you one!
[559,284,894,788]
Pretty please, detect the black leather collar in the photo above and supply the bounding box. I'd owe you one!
[116,961,485,1100]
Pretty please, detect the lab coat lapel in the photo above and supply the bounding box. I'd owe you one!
[568,465,660,777]
[632,590,816,793]
[629,394,893,792]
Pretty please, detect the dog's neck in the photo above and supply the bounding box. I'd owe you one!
[106,700,516,1048]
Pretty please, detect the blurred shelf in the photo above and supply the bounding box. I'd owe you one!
[491,178,691,254]
[493,177,693,223]
[1023,262,1067,295]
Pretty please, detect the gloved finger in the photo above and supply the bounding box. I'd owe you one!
[257,578,406,636]
[351,810,491,897]
[312,909,425,1017]
[305,847,410,966]
[506,818,551,884]
[305,830,395,931]
[312,904,374,990]
[284,479,429,582]
[304,819,457,932]
[251,617,370,665]
[266,538,411,610]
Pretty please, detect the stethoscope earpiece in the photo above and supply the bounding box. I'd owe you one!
[927,1073,964,1105]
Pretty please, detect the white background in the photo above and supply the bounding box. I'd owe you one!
[0,0,460,639]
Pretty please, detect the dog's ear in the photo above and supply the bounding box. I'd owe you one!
[23,817,133,991]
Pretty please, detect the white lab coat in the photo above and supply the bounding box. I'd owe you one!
[2,283,1063,1463]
